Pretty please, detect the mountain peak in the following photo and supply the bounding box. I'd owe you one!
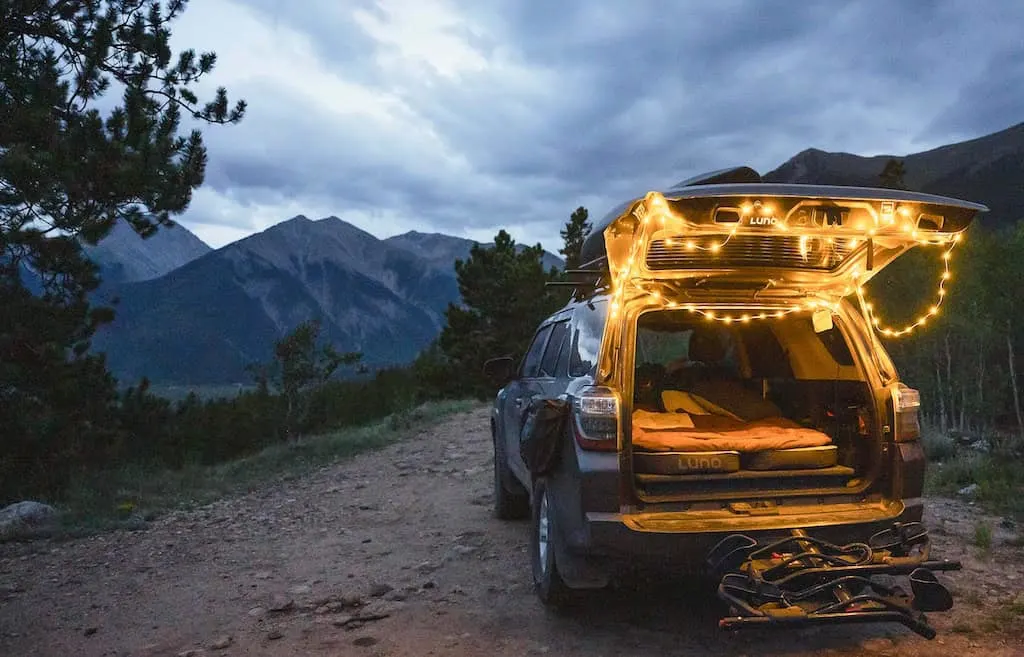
[82,218,210,284]
[315,216,380,241]
[764,120,1024,223]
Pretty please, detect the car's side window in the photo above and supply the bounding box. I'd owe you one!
[520,323,554,378]
[539,320,570,378]
[555,322,573,377]
[570,300,609,377]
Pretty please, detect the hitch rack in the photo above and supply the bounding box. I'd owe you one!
[705,522,961,639]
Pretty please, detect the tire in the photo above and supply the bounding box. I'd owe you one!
[493,429,530,520]
[531,477,573,607]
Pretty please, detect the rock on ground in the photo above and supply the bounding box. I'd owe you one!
[0,501,57,540]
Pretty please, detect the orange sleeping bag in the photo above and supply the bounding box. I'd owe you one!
[632,410,832,453]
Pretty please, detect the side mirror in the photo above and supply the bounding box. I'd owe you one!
[482,356,516,384]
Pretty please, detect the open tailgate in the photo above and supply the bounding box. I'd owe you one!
[584,183,987,296]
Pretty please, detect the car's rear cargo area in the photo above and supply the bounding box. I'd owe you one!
[628,309,879,501]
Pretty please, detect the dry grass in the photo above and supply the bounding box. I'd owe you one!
[46,400,478,537]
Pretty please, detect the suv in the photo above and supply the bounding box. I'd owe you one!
[485,167,986,636]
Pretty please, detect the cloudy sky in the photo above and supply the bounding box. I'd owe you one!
[170,0,1024,252]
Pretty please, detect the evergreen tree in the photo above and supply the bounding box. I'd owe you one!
[431,230,562,397]
[559,206,591,270]
[1,0,244,499]
[250,320,362,440]
[879,158,908,189]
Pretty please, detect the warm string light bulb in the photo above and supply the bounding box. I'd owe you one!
[860,237,959,338]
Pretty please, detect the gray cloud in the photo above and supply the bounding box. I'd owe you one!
[172,0,1024,249]
[925,45,1024,140]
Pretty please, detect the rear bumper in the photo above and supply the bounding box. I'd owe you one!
[568,498,924,573]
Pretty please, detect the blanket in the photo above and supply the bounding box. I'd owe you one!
[632,411,832,453]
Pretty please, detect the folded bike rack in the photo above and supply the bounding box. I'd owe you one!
[705,522,961,639]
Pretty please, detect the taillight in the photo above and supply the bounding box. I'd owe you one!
[572,386,619,451]
[892,384,921,441]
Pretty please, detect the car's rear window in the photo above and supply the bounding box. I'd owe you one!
[569,300,608,377]
[633,309,861,381]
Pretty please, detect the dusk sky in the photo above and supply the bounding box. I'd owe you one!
[170,0,1024,252]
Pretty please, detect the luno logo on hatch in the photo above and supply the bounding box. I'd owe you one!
[748,215,777,226]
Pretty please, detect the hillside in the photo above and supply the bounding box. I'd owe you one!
[764,121,1024,226]
[82,219,212,284]
[93,217,563,384]
[17,219,211,296]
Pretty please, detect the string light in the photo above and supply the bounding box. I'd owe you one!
[628,280,837,325]
[858,238,958,338]
[602,191,967,339]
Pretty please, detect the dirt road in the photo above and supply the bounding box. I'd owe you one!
[1,407,1022,656]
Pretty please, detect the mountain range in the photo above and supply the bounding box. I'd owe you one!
[84,120,1024,385]
[764,121,1024,226]
[90,217,563,384]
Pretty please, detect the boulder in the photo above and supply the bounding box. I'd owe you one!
[0,501,58,540]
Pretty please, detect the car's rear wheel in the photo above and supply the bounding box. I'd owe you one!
[531,477,573,607]
[493,429,529,520]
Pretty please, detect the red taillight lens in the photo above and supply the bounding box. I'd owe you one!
[892,384,921,442]
[572,386,619,451]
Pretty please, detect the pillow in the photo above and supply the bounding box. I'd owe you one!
[661,390,709,415]
[632,409,695,430]
[689,379,783,421]
[689,395,745,422]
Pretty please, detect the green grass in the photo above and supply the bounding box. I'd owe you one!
[973,522,993,551]
[50,399,478,537]
[921,427,957,462]
[980,598,1024,633]
[924,430,1024,520]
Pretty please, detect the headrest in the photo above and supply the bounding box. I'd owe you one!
[688,326,727,363]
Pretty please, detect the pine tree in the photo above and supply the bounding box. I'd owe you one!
[249,320,362,440]
[0,0,245,499]
[559,206,591,270]
[430,230,562,397]
[879,158,908,190]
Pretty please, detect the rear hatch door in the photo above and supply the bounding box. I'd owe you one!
[598,184,987,297]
